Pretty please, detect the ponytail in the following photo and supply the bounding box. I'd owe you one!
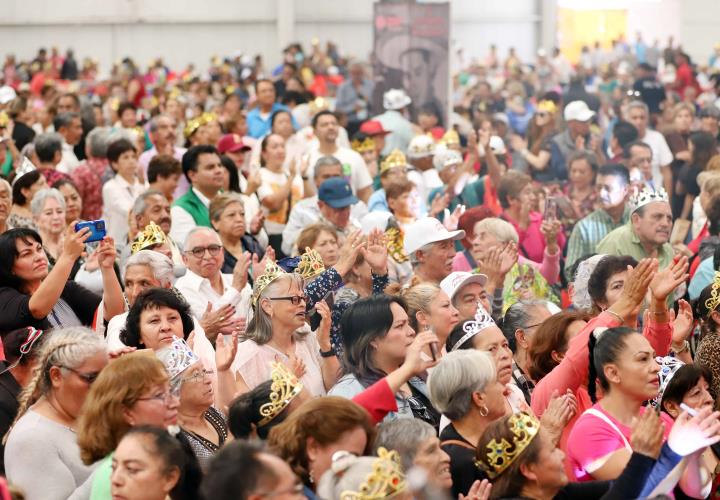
[587,333,598,403]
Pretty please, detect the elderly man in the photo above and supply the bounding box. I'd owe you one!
[597,186,674,269]
[71,126,114,220]
[404,217,465,285]
[54,112,83,174]
[335,61,374,136]
[281,156,367,255]
[174,227,252,331]
[138,114,187,196]
[625,100,673,195]
[547,101,595,182]
[440,271,492,319]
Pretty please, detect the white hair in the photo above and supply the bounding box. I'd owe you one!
[30,188,66,216]
[124,250,175,287]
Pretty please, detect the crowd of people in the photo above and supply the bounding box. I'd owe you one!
[0,32,720,499]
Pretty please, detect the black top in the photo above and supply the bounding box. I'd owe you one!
[440,423,488,498]
[0,362,21,475]
[0,281,101,335]
[220,236,265,276]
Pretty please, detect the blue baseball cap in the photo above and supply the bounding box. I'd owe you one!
[318,177,358,209]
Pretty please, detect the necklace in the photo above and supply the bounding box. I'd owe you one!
[43,396,76,434]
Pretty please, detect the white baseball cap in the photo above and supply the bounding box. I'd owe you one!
[564,101,595,122]
[383,89,412,111]
[407,135,436,159]
[440,272,488,302]
[403,217,465,255]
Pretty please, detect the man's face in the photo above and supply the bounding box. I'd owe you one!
[629,145,653,180]
[120,108,137,128]
[628,107,649,135]
[182,230,223,279]
[701,116,719,135]
[596,174,628,209]
[418,239,456,282]
[124,264,162,306]
[318,201,351,229]
[632,202,673,247]
[138,194,172,235]
[63,117,83,145]
[257,81,276,108]
[188,153,225,192]
[314,115,339,144]
[568,119,590,138]
[454,282,490,319]
[314,164,342,188]
[349,64,364,82]
[152,116,177,147]
[57,96,79,114]
[400,50,433,103]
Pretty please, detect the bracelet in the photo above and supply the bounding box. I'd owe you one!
[605,310,623,323]
[672,340,690,354]
[319,348,336,358]
[650,309,668,315]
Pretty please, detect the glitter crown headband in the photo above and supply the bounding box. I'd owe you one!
[630,186,669,212]
[477,412,541,479]
[450,303,496,352]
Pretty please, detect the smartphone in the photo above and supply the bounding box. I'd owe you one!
[309,291,334,331]
[429,342,439,361]
[543,196,557,222]
[75,220,107,243]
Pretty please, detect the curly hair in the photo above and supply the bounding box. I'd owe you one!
[120,288,194,348]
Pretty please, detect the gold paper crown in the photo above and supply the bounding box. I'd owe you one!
[295,247,325,280]
[340,448,407,500]
[478,412,540,479]
[351,137,376,153]
[705,272,720,313]
[257,362,303,426]
[0,111,8,128]
[184,117,202,138]
[253,260,285,305]
[439,129,460,146]
[200,112,218,125]
[537,100,557,114]
[385,227,408,264]
[380,149,407,175]
[131,222,167,254]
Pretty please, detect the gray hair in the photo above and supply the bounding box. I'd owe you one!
[183,226,221,250]
[428,349,496,420]
[313,155,342,179]
[627,100,649,116]
[124,250,175,288]
[374,419,436,471]
[30,188,66,216]
[86,126,112,159]
[0,178,11,197]
[34,133,64,162]
[500,300,551,352]
[131,189,166,217]
[473,218,519,244]
[54,111,80,131]
[245,274,308,345]
[409,243,434,267]
[148,114,175,133]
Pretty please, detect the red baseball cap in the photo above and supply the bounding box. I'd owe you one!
[217,134,251,154]
[359,120,389,137]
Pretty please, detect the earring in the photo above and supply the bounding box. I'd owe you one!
[309,469,315,484]
[479,405,489,417]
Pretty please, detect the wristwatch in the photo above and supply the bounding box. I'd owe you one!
[319,348,336,358]
[671,340,690,354]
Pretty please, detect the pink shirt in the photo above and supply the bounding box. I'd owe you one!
[501,211,566,265]
[568,403,673,481]
[451,248,561,285]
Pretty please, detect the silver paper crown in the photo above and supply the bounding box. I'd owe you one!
[451,302,496,352]
[11,156,38,187]
[155,336,200,388]
[630,186,669,213]
[653,355,685,408]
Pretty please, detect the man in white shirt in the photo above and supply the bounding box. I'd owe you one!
[626,100,673,195]
[175,227,253,325]
[54,112,83,174]
[170,145,225,244]
[282,156,367,255]
[304,110,373,203]
[138,114,187,197]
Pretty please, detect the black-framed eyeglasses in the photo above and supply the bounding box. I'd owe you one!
[185,244,223,258]
[58,366,100,385]
[268,295,308,306]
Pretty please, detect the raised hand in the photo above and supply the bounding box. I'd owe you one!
[231,251,252,291]
[315,300,332,349]
[616,258,658,312]
[96,237,117,270]
[443,204,465,231]
[630,408,665,459]
[540,390,577,446]
[361,228,388,275]
[249,211,265,235]
[215,330,239,372]
[252,246,276,280]
[671,299,694,347]
[667,408,720,456]
[540,219,562,253]
[429,191,450,217]
[200,302,237,343]
[459,479,492,500]
[333,230,365,277]
[62,221,90,260]
[649,255,689,303]
[400,330,440,377]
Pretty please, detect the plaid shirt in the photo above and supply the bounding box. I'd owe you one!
[511,361,535,405]
[565,206,631,281]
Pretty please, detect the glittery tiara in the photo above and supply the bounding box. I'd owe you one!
[155,336,200,388]
[339,447,407,500]
[252,260,285,305]
[351,137,376,153]
[477,412,540,479]
[705,272,720,313]
[439,129,460,146]
[295,247,325,280]
[131,222,167,254]
[450,303,496,352]
[11,156,38,187]
[630,186,669,212]
[653,356,685,408]
[258,362,303,426]
[380,149,407,175]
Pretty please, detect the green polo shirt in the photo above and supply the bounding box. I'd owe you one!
[595,222,674,270]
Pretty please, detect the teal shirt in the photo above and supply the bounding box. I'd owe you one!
[90,454,112,500]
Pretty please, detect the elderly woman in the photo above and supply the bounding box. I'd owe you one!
[296,223,340,266]
[0,178,12,233]
[31,188,66,264]
[4,328,108,500]
[9,168,47,229]
[209,192,264,275]
[0,226,124,332]
[527,310,591,381]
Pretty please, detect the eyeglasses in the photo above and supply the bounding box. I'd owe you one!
[536,112,549,118]
[257,483,305,497]
[59,366,100,385]
[185,244,223,258]
[137,390,178,405]
[268,295,308,306]
[181,369,215,384]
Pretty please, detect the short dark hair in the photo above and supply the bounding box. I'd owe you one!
[202,441,277,500]
[53,111,80,131]
[612,120,639,150]
[497,171,531,209]
[661,364,713,410]
[0,228,43,291]
[120,288,194,348]
[117,101,137,117]
[597,163,630,185]
[270,110,293,131]
[588,255,638,310]
[53,178,79,194]
[624,140,652,160]
[254,79,274,92]
[34,133,63,163]
[181,144,219,183]
[312,110,337,129]
[106,138,137,165]
[147,154,182,183]
[12,169,43,206]
[385,178,415,202]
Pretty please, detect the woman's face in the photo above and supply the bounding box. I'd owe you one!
[261,134,286,168]
[481,377,510,420]
[568,159,595,189]
[601,270,628,310]
[674,109,693,133]
[523,429,567,493]
[0,183,11,223]
[21,175,48,206]
[35,196,66,236]
[272,112,294,138]
[139,306,185,349]
[313,230,339,267]
[680,376,714,414]
[388,191,414,219]
[535,110,552,127]
[111,434,180,500]
[426,291,460,340]
[413,435,452,490]
[124,381,179,428]
[52,351,108,420]
[214,201,246,239]
[361,148,377,165]
[471,326,513,384]
[372,303,416,366]
[179,362,214,409]
[12,237,49,283]
[308,426,368,488]
[607,334,660,401]
[57,184,82,224]
[264,277,307,330]
[471,224,502,260]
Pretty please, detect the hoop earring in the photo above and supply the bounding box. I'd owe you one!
[479,405,489,417]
